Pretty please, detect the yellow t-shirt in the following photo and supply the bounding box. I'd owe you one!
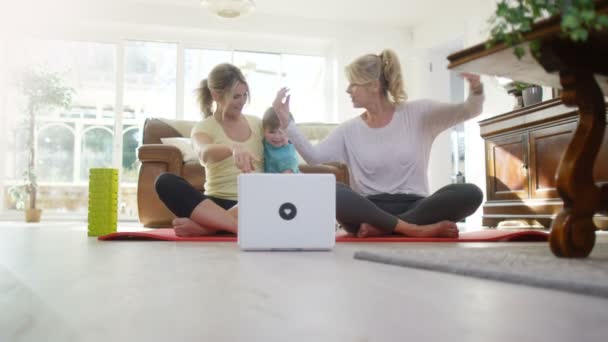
[191,115,263,201]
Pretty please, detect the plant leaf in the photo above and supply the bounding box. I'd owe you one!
[514,46,526,59]
[597,15,608,28]
[562,14,581,30]
[570,28,589,42]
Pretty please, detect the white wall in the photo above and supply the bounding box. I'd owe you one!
[0,37,7,213]
[420,41,464,193]
[406,0,515,227]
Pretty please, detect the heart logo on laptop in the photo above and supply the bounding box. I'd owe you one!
[279,202,297,220]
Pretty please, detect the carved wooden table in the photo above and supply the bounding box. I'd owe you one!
[447,4,608,257]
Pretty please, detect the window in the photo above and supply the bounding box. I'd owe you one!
[184,49,327,122]
[234,51,282,117]
[125,41,177,120]
[3,38,329,220]
[37,124,75,183]
[80,126,113,181]
[281,54,326,122]
[122,127,141,183]
[184,49,232,121]
[28,41,117,121]
[4,40,118,215]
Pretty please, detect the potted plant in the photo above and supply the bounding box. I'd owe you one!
[503,80,543,108]
[9,69,74,222]
[487,0,608,59]
[8,181,29,211]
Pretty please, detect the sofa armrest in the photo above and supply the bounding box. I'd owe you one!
[137,144,187,228]
[300,162,349,186]
[138,144,184,174]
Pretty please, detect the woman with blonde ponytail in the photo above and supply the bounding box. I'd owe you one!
[155,63,264,236]
[273,49,485,238]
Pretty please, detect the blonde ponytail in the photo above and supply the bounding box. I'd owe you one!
[196,63,249,120]
[345,49,407,104]
[379,49,407,103]
[197,79,214,118]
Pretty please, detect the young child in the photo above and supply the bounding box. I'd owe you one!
[262,107,299,173]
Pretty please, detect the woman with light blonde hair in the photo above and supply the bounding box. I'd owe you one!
[155,63,263,236]
[273,49,485,238]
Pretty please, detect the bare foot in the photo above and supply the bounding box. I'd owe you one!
[172,218,217,237]
[335,228,353,238]
[394,220,459,238]
[357,223,386,238]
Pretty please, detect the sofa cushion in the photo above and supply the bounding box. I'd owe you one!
[296,123,339,143]
[160,137,198,162]
[291,123,338,163]
[160,118,199,138]
[143,118,182,144]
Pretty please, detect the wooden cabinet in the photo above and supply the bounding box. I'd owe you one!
[480,99,608,228]
[486,132,529,201]
[528,122,579,199]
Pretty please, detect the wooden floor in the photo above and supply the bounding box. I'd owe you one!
[1,221,607,342]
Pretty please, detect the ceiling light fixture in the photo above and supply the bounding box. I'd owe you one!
[201,0,256,19]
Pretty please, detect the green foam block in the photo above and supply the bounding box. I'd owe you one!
[88,168,119,237]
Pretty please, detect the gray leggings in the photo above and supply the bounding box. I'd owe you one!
[336,182,483,234]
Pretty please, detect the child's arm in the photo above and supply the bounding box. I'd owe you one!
[273,88,346,165]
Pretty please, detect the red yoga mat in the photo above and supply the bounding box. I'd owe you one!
[98,228,548,242]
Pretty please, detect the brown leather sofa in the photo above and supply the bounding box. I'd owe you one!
[137,118,349,227]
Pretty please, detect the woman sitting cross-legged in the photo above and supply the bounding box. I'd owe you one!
[155,63,263,237]
[272,49,485,238]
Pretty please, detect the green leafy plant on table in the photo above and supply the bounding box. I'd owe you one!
[487,0,608,59]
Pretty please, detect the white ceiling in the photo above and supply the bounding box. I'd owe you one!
[127,0,448,27]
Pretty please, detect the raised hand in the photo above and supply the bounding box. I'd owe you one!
[460,72,482,93]
[272,87,291,129]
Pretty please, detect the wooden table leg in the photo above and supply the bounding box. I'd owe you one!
[549,70,605,257]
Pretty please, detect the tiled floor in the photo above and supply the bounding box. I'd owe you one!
[1,221,607,341]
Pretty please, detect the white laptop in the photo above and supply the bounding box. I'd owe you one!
[237,173,336,251]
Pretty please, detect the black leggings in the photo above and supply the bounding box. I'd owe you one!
[336,182,483,234]
[154,173,236,218]
[155,172,482,233]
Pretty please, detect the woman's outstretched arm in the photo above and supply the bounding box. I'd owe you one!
[273,87,346,165]
[192,132,232,164]
[192,132,257,173]
[286,121,347,165]
[420,73,484,137]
